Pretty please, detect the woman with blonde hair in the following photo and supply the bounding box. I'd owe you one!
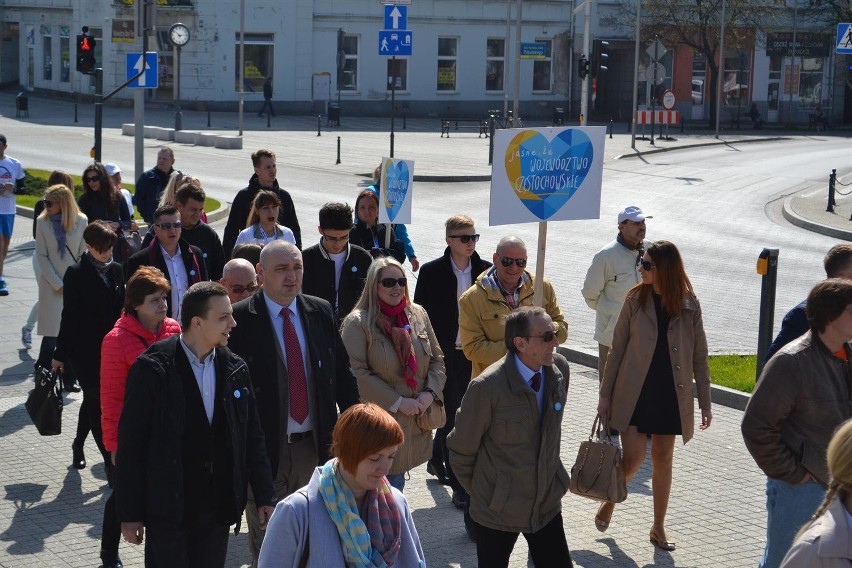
[781,419,852,567]
[34,184,88,389]
[234,189,295,247]
[596,240,712,550]
[340,257,445,491]
[158,171,207,222]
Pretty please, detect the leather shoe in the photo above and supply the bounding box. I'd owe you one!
[426,460,451,486]
[451,490,468,509]
[72,442,86,469]
[63,380,81,393]
[102,558,123,568]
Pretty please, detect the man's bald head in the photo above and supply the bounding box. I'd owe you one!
[220,258,258,304]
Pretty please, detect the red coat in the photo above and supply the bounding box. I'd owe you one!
[100,313,182,453]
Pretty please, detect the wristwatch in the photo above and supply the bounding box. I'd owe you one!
[423,388,438,402]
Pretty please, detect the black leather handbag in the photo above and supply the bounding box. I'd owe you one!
[26,366,63,436]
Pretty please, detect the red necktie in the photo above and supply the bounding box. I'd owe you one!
[281,307,308,424]
[531,372,541,392]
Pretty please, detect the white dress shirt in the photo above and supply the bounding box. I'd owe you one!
[160,244,189,323]
[179,336,216,424]
[451,256,473,347]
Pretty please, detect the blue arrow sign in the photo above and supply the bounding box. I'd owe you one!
[838,23,852,54]
[126,52,158,89]
[379,30,412,56]
[384,5,407,30]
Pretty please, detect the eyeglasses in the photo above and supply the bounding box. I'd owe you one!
[230,283,258,295]
[525,330,556,342]
[322,233,350,243]
[43,200,54,208]
[380,277,407,288]
[155,221,182,230]
[640,260,656,271]
[499,257,527,268]
[448,234,480,244]
[85,175,100,183]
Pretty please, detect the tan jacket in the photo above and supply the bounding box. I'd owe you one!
[447,353,570,534]
[600,291,711,443]
[35,215,88,337]
[340,303,446,475]
[781,498,852,568]
[458,268,567,378]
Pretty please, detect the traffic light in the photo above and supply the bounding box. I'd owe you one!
[76,33,96,74]
[591,39,610,78]
[578,54,589,79]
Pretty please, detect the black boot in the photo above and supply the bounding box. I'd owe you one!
[72,441,86,469]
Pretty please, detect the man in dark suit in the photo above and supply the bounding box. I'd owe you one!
[414,214,490,509]
[228,240,360,565]
[116,282,275,568]
[124,205,209,322]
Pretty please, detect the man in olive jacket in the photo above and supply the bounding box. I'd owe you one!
[447,306,573,567]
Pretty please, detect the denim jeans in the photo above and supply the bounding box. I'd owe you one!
[387,473,405,492]
[760,477,825,568]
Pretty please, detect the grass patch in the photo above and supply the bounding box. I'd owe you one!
[709,354,757,393]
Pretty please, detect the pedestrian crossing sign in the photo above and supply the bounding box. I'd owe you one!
[837,23,852,54]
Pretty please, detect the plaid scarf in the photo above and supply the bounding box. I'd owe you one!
[378,297,418,392]
[319,459,403,567]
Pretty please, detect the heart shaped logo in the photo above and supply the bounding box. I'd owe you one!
[504,129,594,220]
[383,160,410,222]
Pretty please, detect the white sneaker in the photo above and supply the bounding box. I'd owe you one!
[21,327,32,349]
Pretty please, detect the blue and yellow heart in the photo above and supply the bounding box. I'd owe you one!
[383,160,410,222]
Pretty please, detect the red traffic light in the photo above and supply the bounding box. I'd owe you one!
[81,37,92,52]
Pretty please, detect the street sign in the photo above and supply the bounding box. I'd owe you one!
[646,39,668,61]
[837,23,852,54]
[645,62,665,85]
[384,5,407,30]
[379,30,412,56]
[126,52,158,89]
[520,42,547,59]
[662,89,676,109]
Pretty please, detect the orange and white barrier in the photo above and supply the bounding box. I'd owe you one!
[634,110,680,125]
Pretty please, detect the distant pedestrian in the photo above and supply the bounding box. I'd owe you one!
[219,258,258,304]
[234,190,297,248]
[748,103,764,129]
[0,133,25,296]
[596,240,712,548]
[258,76,275,117]
[781,418,852,568]
[743,278,852,568]
[134,146,175,224]
[258,403,427,568]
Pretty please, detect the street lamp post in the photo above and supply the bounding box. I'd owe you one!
[715,0,725,138]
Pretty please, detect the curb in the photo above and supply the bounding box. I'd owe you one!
[15,200,231,225]
[782,194,852,241]
[556,345,751,411]
[613,136,791,160]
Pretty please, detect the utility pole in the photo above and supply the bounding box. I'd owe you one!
[574,0,592,126]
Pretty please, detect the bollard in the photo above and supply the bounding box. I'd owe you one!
[755,248,780,377]
[403,111,407,130]
[609,120,613,139]
[317,115,321,137]
[336,136,341,165]
[74,102,78,124]
[827,169,836,213]
[267,112,271,128]
[207,108,211,128]
[488,114,495,166]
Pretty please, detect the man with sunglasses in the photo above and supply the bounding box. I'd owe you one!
[134,146,175,224]
[459,236,567,378]
[220,258,259,304]
[302,202,372,325]
[582,205,651,389]
[448,306,573,566]
[124,205,209,322]
[414,215,491,509]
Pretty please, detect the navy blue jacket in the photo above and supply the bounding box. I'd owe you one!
[763,300,808,365]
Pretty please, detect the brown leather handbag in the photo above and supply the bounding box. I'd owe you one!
[569,415,627,503]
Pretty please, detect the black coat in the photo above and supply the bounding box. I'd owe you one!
[222,175,302,256]
[301,242,373,324]
[116,336,274,525]
[124,238,209,319]
[53,253,125,388]
[349,221,405,264]
[228,292,360,474]
[413,248,491,358]
[181,222,226,281]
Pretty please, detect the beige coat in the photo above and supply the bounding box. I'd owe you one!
[600,291,711,443]
[35,215,88,337]
[340,303,446,475]
[781,498,852,568]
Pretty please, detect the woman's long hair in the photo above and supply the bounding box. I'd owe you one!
[796,419,852,539]
[632,240,695,317]
[344,257,410,343]
[82,162,119,211]
[47,170,74,190]
[158,171,200,208]
[40,184,81,233]
[246,190,280,228]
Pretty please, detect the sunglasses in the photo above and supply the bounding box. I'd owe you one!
[448,234,480,244]
[499,257,527,268]
[380,277,407,288]
[43,200,54,208]
[322,233,350,243]
[640,260,656,271]
[85,175,100,183]
[155,221,182,230]
[526,330,556,342]
[230,283,258,295]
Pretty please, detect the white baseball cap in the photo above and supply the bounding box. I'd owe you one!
[105,163,121,176]
[618,206,652,224]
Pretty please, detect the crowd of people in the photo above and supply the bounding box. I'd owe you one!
[4,133,851,568]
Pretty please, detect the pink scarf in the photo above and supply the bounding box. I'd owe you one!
[378,297,418,392]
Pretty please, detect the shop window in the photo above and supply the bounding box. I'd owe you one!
[234,33,274,93]
[723,51,751,106]
[486,38,505,92]
[340,35,359,91]
[798,57,823,106]
[532,39,552,92]
[437,37,457,91]
[60,36,70,83]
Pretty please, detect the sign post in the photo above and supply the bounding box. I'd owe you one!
[378,4,412,157]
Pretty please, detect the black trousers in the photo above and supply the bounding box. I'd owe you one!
[431,348,471,492]
[76,382,111,466]
[473,513,573,568]
[101,488,121,563]
[144,504,229,568]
